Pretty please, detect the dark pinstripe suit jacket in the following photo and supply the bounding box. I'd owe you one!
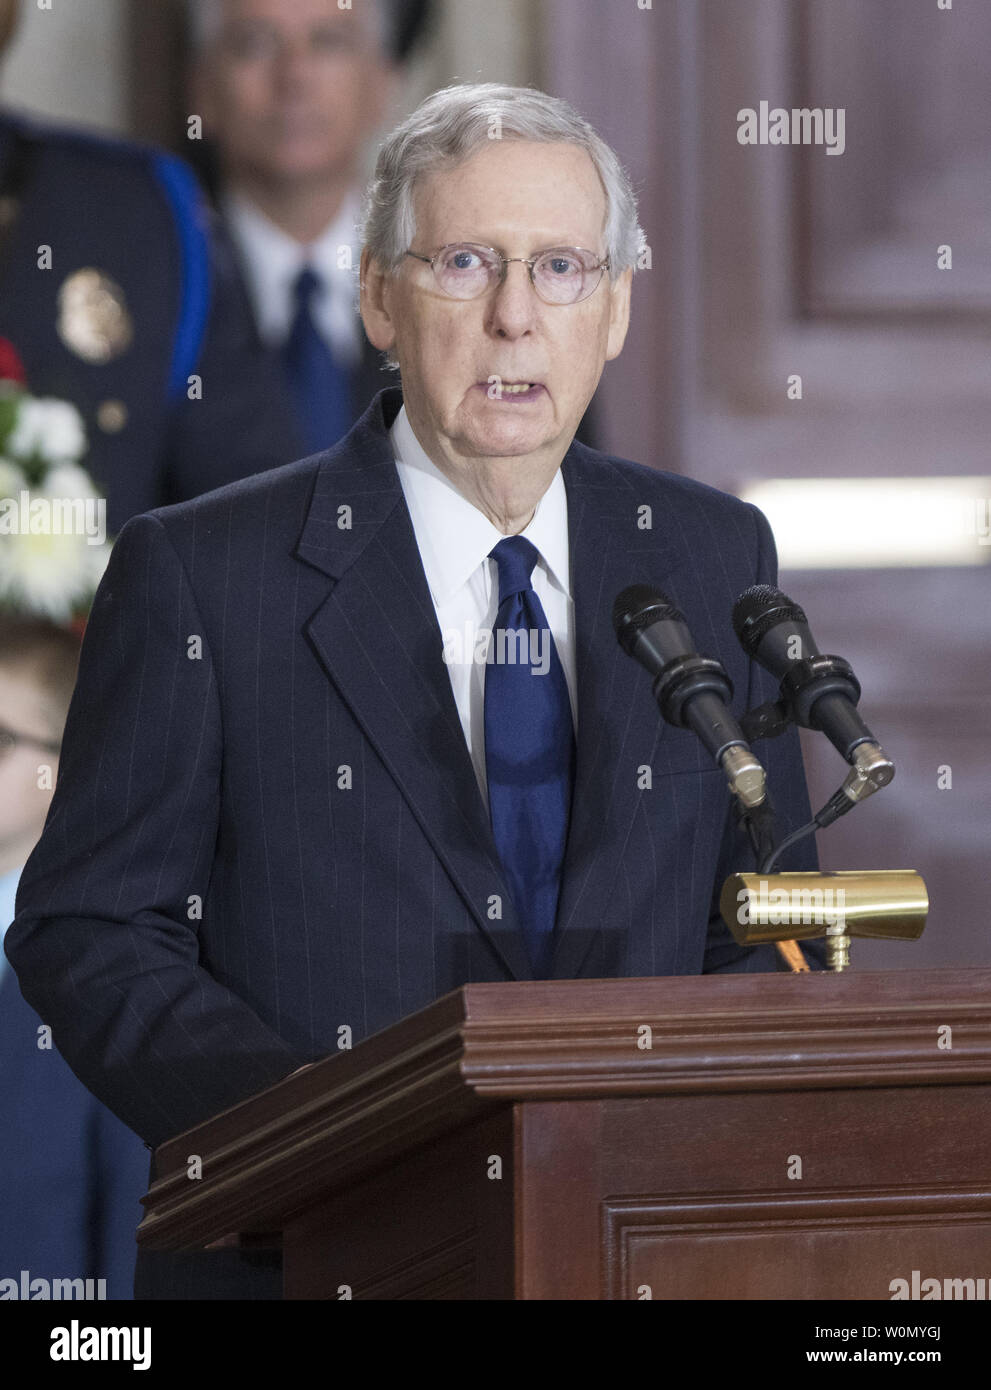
[5,386,818,1298]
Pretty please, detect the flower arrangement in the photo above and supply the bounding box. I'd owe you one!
[0,337,113,627]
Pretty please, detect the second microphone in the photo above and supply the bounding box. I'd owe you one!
[613,584,767,810]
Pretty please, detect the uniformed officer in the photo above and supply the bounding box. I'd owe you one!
[0,0,302,536]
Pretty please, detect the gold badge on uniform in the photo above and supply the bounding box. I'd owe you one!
[96,398,129,433]
[57,268,134,366]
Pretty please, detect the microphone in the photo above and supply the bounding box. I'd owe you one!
[732,585,894,807]
[613,585,767,809]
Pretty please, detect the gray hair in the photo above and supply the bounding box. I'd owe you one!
[186,0,390,55]
[362,83,644,279]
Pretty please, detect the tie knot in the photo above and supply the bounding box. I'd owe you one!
[490,535,540,605]
[292,265,322,307]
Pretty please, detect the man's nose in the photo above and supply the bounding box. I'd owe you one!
[272,37,317,88]
[486,260,540,338]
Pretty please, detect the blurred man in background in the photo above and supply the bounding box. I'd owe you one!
[187,0,433,453]
[0,615,148,1299]
[0,0,299,533]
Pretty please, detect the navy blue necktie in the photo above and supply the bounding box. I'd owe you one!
[282,266,352,454]
[484,536,575,976]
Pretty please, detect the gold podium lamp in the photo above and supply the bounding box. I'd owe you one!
[720,870,929,972]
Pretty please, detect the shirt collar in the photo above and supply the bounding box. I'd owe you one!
[221,188,362,345]
[391,405,571,605]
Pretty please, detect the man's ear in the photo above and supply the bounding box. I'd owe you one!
[605,267,633,361]
[359,247,397,354]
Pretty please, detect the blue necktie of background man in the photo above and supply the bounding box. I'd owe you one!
[484,536,576,978]
[282,265,352,456]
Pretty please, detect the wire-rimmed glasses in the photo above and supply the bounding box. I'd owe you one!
[405,242,610,306]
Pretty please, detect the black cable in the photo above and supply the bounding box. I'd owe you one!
[758,783,859,874]
[743,799,778,869]
[759,817,818,874]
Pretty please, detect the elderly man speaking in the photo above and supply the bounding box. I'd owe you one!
[6,84,817,1300]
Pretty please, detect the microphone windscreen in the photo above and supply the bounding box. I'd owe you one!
[732,585,807,654]
[612,585,685,643]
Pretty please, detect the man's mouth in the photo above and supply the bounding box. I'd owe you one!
[476,380,546,401]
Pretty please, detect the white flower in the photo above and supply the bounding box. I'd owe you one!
[0,527,112,623]
[0,457,111,621]
[0,384,109,621]
[6,396,87,464]
[41,461,102,503]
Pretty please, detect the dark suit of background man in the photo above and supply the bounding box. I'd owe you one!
[186,0,434,453]
[6,83,820,1301]
[0,0,299,536]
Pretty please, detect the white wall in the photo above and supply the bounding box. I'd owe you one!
[0,0,128,133]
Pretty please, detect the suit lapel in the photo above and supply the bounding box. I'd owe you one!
[295,395,692,985]
[549,446,690,979]
[295,390,534,982]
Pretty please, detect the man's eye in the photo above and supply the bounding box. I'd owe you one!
[545,255,580,276]
[450,250,482,271]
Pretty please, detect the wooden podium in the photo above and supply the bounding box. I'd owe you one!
[138,969,991,1299]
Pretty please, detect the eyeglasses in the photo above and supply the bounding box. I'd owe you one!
[405,243,610,306]
[0,722,61,759]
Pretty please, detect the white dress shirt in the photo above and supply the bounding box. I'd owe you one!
[392,405,577,803]
[221,188,363,366]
